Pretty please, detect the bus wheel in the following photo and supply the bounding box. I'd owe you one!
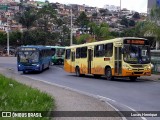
[23,71,26,74]
[75,67,81,77]
[129,77,137,81]
[105,68,113,80]
[47,63,50,69]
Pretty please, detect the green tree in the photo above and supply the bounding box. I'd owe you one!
[37,4,57,31]
[132,12,140,19]
[120,16,129,27]
[76,12,89,28]
[76,34,91,44]
[88,22,110,41]
[9,31,22,46]
[15,8,37,29]
[148,6,160,49]
[129,20,136,26]
[0,32,7,45]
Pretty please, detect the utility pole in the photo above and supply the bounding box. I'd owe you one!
[119,0,122,37]
[120,0,121,13]
[70,6,73,46]
[7,17,10,56]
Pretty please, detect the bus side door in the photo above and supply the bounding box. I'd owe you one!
[71,50,75,72]
[114,46,122,75]
[88,48,93,74]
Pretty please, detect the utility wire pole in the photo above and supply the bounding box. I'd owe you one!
[70,6,73,46]
[7,17,10,56]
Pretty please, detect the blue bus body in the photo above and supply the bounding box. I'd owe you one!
[17,46,52,73]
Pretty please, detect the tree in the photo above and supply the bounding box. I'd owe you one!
[132,12,140,19]
[88,22,110,41]
[0,31,7,45]
[9,31,22,46]
[76,12,89,28]
[15,8,37,30]
[149,6,160,49]
[76,34,91,44]
[129,20,135,26]
[120,16,129,27]
[99,9,109,16]
[37,4,57,31]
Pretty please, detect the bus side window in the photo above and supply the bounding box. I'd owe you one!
[76,48,81,58]
[81,47,87,58]
[95,44,104,57]
[51,48,56,56]
[105,43,113,57]
[71,52,75,62]
[65,49,71,59]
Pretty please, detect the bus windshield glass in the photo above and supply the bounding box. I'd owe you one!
[123,45,150,64]
[56,48,65,56]
[18,51,39,63]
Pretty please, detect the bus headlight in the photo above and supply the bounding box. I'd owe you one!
[145,65,151,70]
[18,64,21,67]
[123,64,132,70]
[36,64,40,67]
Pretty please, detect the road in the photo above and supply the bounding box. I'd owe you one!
[0,57,160,120]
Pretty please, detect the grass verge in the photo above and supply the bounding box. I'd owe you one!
[0,74,54,120]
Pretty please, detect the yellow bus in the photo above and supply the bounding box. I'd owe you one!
[64,37,151,81]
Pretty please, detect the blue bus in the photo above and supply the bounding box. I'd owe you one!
[17,46,53,73]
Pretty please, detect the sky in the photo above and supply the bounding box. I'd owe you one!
[47,0,148,13]
[15,0,148,13]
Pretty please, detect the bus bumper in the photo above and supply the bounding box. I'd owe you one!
[17,64,41,72]
[121,69,151,76]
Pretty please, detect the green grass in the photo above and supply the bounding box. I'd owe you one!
[0,74,54,120]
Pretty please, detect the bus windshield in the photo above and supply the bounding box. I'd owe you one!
[18,51,39,63]
[123,45,150,64]
[56,48,65,56]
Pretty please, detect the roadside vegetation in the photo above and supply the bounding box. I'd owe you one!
[0,74,54,120]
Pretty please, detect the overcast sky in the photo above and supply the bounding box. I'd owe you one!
[15,0,148,13]
[47,0,148,13]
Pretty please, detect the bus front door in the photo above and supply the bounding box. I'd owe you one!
[114,47,122,75]
[88,49,93,74]
[71,51,75,72]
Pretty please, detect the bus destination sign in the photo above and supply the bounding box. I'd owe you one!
[20,48,37,51]
[124,39,145,45]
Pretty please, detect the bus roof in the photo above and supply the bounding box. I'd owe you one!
[46,46,66,49]
[65,37,147,49]
[19,45,51,50]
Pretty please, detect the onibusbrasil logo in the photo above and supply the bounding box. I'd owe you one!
[1,112,42,118]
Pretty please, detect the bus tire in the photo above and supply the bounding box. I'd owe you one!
[129,77,137,81]
[23,71,26,74]
[40,64,44,72]
[47,63,50,69]
[75,67,81,77]
[105,67,113,80]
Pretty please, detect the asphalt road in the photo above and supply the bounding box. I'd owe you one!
[0,57,160,120]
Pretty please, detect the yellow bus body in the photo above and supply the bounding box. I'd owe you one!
[64,37,151,80]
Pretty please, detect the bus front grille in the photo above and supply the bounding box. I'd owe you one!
[134,72,143,74]
[132,69,144,71]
